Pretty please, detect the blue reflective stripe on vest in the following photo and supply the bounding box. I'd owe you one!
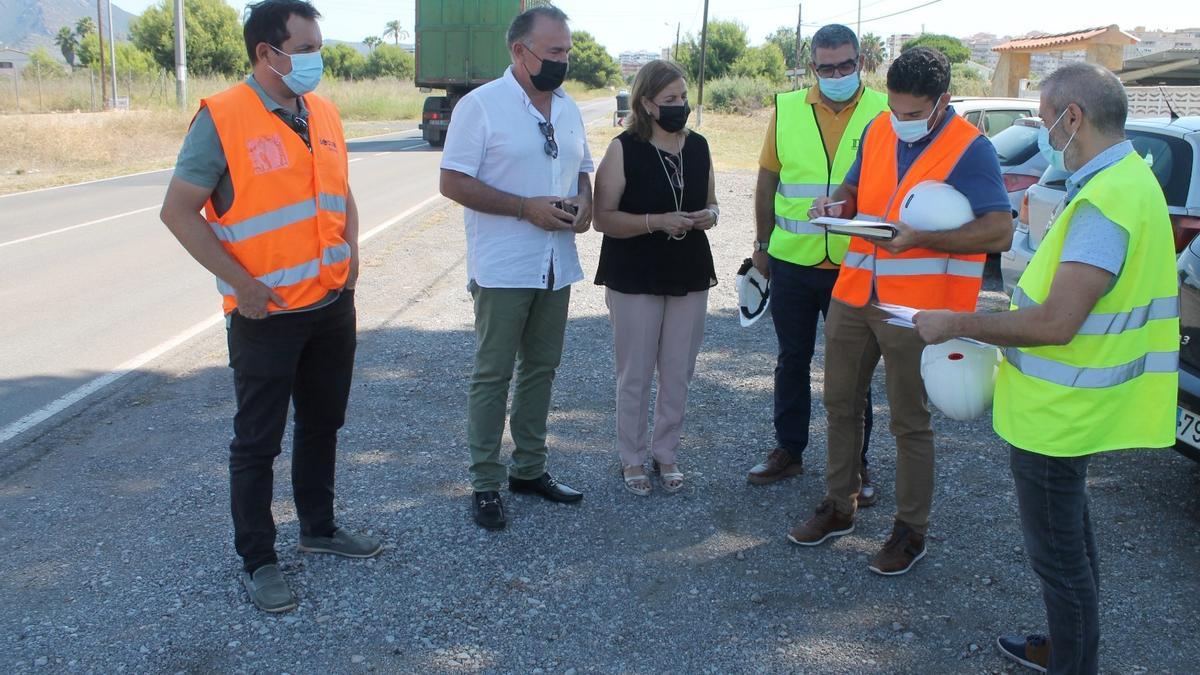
[1003,348,1178,389]
[843,251,874,269]
[322,242,353,265]
[1011,288,1180,336]
[217,256,322,296]
[774,215,825,235]
[871,258,984,277]
[211,198,317,244]
[318,193,347,213]
[776,183,829,199]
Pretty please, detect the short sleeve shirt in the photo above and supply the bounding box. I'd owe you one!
[844,108,1011,218]
[1058,141,1137,285]
[440,67,594,291]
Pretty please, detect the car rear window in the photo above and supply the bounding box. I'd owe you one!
[1127,130,1193,207]
[991,124,1040,166]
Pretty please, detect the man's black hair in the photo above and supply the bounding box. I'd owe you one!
[887,46,951,101]
[243,0,322,64]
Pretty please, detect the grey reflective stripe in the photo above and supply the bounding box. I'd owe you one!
[1004,348,1178,389]
[318,193,347,213]
[842,252,874,270]
[774,215,824,235]
[1011,288,1180,336]
[776,183,828,199]
[216,256,322,296]
[872,258,984,278]
[856,215,883,223]
[322,242,352,265]
[211,199,317,244]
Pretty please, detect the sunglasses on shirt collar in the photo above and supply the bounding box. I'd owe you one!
[538,121,559,159]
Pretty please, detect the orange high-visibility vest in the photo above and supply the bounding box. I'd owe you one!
[832,112,985,312]
[200,82,351,315]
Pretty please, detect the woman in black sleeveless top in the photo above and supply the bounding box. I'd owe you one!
[593,60,718,496]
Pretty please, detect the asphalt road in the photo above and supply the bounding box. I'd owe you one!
[0,97,615,448]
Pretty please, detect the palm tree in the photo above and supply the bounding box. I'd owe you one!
[383,20,409,46]
[363,35,383,52]
[861,33,886,73]
[75,16,95,38]
[55,26,79,67]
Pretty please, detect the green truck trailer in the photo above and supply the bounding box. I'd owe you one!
[415,0,526,147]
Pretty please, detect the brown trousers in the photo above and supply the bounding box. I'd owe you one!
[823,300,936,533]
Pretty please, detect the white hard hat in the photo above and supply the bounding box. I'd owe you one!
[920,339,1002,421]
[736,258,771,327]
[900,181,975,232]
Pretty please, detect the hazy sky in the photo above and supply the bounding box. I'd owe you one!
[114,0,1191,55]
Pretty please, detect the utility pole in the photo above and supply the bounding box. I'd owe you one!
[857,0,862,38]
[674,23,680,62]
[696,0,710,126]
[97,0,109,108]
[173,0,187,109]
[107,0,118,108]
[794,3,803,90]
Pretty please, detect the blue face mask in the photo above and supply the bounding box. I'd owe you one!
[890,98,944,143]
[1037,108,1076,173]
[818,72,860,103]
[269,45,324,97]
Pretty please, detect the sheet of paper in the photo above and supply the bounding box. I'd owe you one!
[878,305,996,348]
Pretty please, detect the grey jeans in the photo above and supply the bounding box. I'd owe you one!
[1010,445,1100,675]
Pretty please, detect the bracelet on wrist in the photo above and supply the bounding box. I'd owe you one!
[517,197,525,221]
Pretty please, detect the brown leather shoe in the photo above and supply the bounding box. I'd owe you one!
[787,499,854,546]
[996,634,1049,673]
[868,520,926,576]
[857,467,878,508]
[747,448,803,485]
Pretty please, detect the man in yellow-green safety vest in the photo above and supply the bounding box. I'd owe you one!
[746,24,888,502]
[915,63,1179,675]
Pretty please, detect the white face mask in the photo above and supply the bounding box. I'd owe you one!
[890,98,944,143]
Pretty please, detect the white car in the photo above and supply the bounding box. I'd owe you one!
[950,97,1039,137]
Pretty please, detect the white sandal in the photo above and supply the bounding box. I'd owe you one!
[622,466,652,496]
[653,460,685,493]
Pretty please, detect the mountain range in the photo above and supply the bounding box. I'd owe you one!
[0,0,135,54]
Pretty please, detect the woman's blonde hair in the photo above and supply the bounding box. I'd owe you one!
[626,60,688,141]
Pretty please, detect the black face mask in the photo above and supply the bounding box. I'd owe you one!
[523,48,568,92]
[654,103,691,133]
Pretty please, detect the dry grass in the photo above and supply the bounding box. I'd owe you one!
[586,109,769,174]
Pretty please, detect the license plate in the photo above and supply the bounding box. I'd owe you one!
[1177,407,1200,449]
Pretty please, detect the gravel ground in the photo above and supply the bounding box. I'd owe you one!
[2,170,1199,674]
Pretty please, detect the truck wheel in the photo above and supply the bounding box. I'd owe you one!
[428,132,445,148]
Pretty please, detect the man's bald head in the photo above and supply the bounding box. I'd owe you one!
[1041,63,1128,137]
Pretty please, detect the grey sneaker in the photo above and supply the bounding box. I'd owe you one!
[297,528,383,558]
[242,564,297,613]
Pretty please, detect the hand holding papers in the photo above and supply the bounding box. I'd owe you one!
[875,303,994,348]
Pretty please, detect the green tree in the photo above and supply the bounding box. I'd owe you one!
[383,20,409,46]
[75,16,95,38]
[731,43,786,84]
[324,43,368,80]
[55,26,79,67]
[901,33,970,64]
[567,31,620,89]
[861,33,886,72]
[25,48,69,79]
[76,35,158,76]
[363,35,383,52]
[367,44,414,79]
[765,26,798,69]
[131,0,247,76]
[674,20,749,83]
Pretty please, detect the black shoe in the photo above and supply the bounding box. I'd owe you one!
[996,634,1049,673]
[472,491,506,530]
[509,472,583,503]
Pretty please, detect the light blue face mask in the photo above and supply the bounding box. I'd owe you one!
[818,71,860,103]
[1037,108,1076,173]
[269,44,324,97]
[890,99,944,143]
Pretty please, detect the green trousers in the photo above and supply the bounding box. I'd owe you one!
[467,282,571,492]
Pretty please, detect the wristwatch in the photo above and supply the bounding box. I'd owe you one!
[754,240,770,252]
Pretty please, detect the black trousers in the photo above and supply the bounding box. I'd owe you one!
[226,291,356,573]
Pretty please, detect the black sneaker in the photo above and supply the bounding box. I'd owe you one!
[472,491,506,530]
[996,634,1050,673]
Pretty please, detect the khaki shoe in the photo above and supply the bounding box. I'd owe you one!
[242,564,297,613]
[747,448,804,485]
[868,520,926,576]
[787,499,854,546]
[298,528,383,558]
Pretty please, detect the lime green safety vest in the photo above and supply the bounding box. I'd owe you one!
[771,87,888,266]
[994,152,1180,457]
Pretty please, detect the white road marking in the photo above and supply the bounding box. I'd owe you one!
[0,205,160,249]
[0,192,446,447]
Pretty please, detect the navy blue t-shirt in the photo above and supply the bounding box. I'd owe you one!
[844,106,1011,217]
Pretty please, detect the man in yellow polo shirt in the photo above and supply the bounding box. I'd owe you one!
[747,24,887,506]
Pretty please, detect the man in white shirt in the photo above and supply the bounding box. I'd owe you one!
[440,5,594,531]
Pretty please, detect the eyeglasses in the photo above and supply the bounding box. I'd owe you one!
[814,58,859,79]
[662,152,684,191]
[538,121,558,159]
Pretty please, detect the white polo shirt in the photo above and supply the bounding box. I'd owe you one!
[441,66,593,291]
